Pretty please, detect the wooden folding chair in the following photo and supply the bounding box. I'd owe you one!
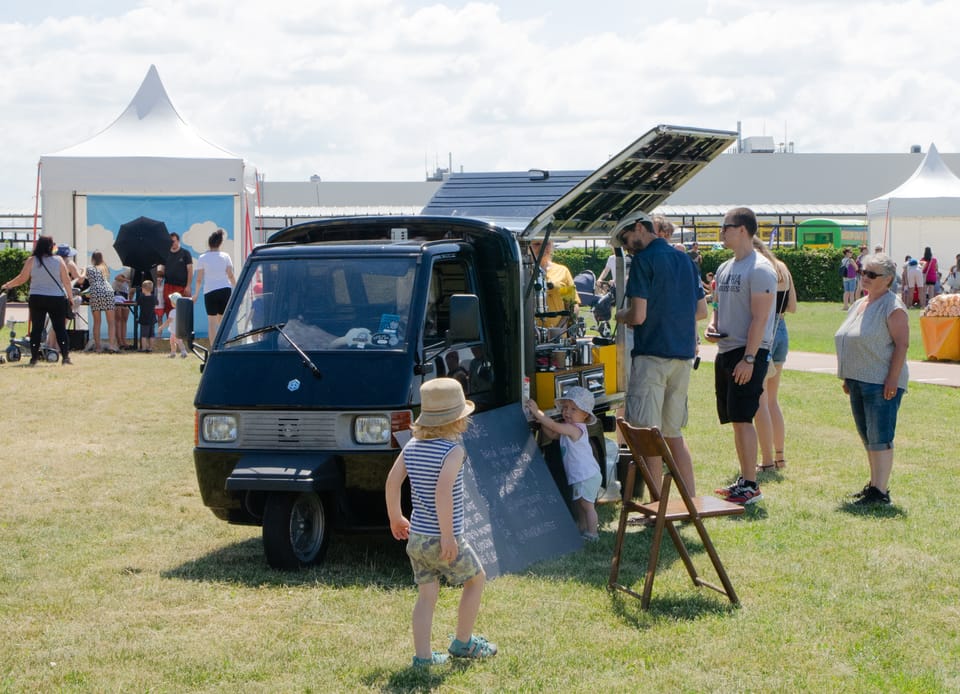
[608,419,744,609]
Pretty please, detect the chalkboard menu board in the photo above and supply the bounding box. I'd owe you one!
[460,403,583,579]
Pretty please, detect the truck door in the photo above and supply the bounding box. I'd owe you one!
[421,259,494,406]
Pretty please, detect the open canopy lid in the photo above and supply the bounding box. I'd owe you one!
[522,124,736,239]
[422,124,736,238]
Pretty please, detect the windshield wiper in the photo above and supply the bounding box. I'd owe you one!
[223,322,322,379]
[224,323,287,345]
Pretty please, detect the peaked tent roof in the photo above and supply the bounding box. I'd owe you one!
[41,65,244,195]
[46,64,238,160]
[869,143,960,203]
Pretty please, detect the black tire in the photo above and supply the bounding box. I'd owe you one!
[6,345,21,362]
[262,492,330,569]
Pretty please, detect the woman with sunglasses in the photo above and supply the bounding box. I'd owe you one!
[834,254,909,505]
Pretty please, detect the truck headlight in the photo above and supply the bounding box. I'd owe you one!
[354,415,391,444]
[202,414,238,443]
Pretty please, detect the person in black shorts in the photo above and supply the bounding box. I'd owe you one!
[192,229,235,341]
[704,207,778,505]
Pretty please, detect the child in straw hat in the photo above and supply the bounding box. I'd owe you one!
[526,386,602,541]
[385,378,497,667]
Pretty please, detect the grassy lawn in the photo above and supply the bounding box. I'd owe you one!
[1,331,957,692]
[785,301,930,362]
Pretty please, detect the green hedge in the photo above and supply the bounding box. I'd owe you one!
[0,247,31,301]
[554,246,850,302]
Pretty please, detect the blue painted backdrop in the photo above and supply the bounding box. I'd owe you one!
[86,194,235,339]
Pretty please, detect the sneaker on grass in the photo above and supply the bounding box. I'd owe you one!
[714,477,744,498]
[725,481,763,505]
[852,485,890,506]
[448,634,497,659]
[412,652,449,667]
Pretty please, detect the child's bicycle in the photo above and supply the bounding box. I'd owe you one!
[0,291,60,364]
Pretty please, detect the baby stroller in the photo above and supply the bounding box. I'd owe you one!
[573,270,615,338]
[0,291,61,364]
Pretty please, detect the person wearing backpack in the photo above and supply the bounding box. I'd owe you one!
[840,248,859,310]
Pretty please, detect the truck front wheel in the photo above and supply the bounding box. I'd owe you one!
[262,492,330,569]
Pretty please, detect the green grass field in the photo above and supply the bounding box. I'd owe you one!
[1,309,957,692]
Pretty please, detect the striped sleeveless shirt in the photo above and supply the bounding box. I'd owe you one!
[405,437,465,536]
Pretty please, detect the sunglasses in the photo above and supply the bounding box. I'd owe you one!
[862,270,885,279]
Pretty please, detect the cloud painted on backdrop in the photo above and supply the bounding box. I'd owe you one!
[87,224,124,271]
[181,221,221,255]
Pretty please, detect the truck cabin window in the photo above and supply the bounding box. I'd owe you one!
[220,257,416,351]
[423,261,493,397]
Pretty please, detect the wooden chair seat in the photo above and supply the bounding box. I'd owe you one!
[609,420,744,609]
[630,495,746,522]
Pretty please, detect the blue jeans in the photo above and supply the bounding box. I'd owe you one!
[846,379,904,451]
[770,319,789,364]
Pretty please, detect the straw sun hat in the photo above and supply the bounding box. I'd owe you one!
[415,378,475,427]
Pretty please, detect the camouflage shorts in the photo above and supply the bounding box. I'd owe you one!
[406,532,483,586]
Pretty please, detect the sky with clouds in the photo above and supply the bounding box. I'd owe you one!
[1,0,958,210]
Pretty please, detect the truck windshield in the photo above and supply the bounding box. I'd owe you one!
[220,257,416,351]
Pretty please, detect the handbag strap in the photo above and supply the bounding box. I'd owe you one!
[38,256,70,298]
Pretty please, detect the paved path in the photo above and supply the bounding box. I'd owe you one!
[697,343,960,388]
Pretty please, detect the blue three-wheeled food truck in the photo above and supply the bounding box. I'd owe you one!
[180,125,736,568]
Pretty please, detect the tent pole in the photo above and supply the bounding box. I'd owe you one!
[882,202,890,252]
[33,161,42,243]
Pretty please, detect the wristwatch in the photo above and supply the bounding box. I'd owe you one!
[743,354,756,365]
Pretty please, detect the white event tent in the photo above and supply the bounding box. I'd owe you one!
[867,143,960,270]
[40,64,259,336]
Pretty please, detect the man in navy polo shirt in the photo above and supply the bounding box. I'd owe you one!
[615,211,707,495]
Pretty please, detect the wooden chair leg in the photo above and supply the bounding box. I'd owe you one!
[608,464,637,590]
[665,521,701,588]
[689,517,740,605]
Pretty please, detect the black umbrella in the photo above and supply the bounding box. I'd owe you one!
[113,216,171,271]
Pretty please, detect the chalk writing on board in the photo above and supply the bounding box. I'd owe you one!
[460,402,582,579]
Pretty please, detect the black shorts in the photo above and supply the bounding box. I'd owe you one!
[714,347,770,424]
[204,287,232,316]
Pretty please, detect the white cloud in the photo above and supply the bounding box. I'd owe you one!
[1,0,959,210]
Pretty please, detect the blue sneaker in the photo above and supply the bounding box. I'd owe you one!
[448,635,497,659]
[412,652,449,667]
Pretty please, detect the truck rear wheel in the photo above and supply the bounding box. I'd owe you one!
[262,492,330,569]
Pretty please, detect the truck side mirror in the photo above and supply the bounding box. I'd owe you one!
[446,294,481,343]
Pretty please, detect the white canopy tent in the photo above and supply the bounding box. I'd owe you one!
[867,143,960,270]
[40,65,259,336]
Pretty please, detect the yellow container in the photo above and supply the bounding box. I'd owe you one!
[920,316,960,361]
[594,344,618,394]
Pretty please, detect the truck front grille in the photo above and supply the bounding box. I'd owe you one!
[239,411,338,448]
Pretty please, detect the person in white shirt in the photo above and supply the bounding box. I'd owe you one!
[192,228,235,342]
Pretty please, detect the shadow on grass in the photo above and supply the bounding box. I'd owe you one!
[162,533,412,589]
[363,659,476,693]
[728,503,768,522]
[609,589,736,629]
[526,512,745,621]
[836,500,908,519]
